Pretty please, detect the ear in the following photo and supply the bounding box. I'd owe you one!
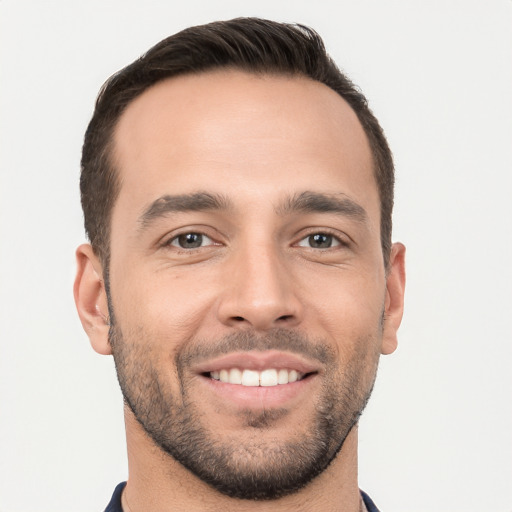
[73,244,112,355]
[381,242,406,355]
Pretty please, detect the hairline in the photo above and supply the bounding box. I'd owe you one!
[99,67,390,271]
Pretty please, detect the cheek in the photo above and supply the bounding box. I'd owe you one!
[302,271,385,350]
[111,265,219,345]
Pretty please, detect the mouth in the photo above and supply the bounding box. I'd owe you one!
[193,351,319,409]
[207,368,310,387]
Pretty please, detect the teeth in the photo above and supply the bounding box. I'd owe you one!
[209,368,304,386]
[277,368,289,384]
[229,368,242,384]
[241,369,260,386]
[260,369,278,387]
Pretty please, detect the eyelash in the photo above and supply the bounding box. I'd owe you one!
[296,230,349,250]
[163,231,218,251]
[161,229,349,252]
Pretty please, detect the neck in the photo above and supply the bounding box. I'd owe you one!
[122,407,362,512]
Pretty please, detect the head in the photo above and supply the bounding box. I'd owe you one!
[75,18,405,502]
[80,17,394,269]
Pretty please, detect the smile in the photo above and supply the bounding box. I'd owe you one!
[193,350,320,408]
[209,368,305,387]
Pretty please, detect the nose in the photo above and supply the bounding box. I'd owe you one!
[216,242,303,331]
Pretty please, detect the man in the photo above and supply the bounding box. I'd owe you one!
[74,17,405,512]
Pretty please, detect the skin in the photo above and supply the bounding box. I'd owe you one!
[74,70,406,512]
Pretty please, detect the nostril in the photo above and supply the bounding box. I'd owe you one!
[226,313,297,328]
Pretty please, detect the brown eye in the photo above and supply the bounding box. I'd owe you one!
[170,233,211,249]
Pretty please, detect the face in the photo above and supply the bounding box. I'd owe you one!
[76,70,405,500]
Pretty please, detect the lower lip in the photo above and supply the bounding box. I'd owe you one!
[199,374,316,409]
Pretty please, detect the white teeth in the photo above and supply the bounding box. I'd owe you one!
[277,369,289,384]
[229,368,243,384]
[209,368,304,386]
[241,369,260,386]
[260,369,278,387]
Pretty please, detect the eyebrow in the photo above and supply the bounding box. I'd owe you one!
[138,190,368,230]
[139,192,232,228]
[276,191,368,222]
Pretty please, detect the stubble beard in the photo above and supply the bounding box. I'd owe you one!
[109,320,380,501]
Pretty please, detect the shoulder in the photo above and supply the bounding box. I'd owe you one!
[361,489,381,512]
[104,482,126,512]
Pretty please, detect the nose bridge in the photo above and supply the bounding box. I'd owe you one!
[217,237,301,330]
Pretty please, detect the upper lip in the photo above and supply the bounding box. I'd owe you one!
[192,350,320,375]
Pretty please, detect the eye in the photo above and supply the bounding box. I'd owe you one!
[297,233,341,249]
[169,232,214,249]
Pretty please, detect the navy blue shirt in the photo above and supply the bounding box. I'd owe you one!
[104,482,125,512]
[105,482,381,511]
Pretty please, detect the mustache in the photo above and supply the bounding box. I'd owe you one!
[178,329,334,367]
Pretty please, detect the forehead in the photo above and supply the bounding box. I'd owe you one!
[112,70,377,224]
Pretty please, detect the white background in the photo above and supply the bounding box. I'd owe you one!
[1,1,511,511]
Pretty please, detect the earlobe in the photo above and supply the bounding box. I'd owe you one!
[381,242,406,355]
[73,244,112,355]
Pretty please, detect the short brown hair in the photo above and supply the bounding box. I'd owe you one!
[81,17,394,267]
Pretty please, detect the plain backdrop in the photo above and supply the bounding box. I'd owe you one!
[1,1,511,511]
